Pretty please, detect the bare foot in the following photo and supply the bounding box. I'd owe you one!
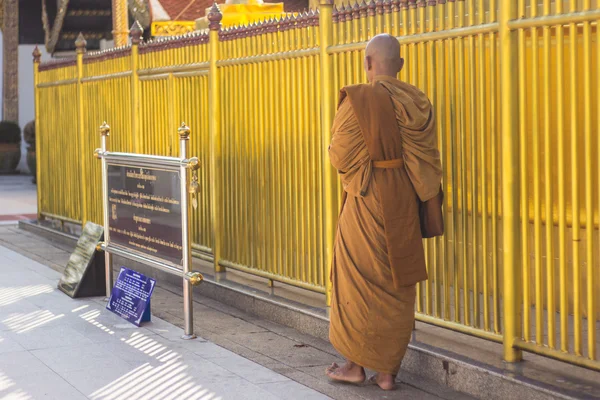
[368,373,397,391]
[325,362,366,384]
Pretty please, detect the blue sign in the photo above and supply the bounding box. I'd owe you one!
[107,267,156,326]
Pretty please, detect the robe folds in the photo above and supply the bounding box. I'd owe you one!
[328,76,442,375]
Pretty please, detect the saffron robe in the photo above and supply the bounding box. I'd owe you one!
[328,76,442,375]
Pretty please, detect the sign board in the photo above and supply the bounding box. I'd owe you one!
[106,267,156,326]
[106,164,183,267]
[58,222,105,298]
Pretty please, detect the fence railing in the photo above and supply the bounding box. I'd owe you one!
[33,0,599,371]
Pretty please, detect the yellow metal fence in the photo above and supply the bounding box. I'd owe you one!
[33,0,599,371]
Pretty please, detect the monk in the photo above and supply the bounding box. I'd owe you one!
[325,34,442,391]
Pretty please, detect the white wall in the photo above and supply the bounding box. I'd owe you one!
[0,29,49,173]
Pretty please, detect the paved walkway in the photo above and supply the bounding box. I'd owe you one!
[0,175,37,225]
[0,244,330,400]
[0,226,470,400]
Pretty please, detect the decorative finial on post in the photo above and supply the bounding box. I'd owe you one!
[75,33,87,53]
[178,123,191,140]
[130,21,144,45]
[384,0,393,13]
[32,46,42,63]
[360,0,369,17]
[352,2,361,19]
[368,0,377,15]
[100,122,110,136]
[207,3,223,31]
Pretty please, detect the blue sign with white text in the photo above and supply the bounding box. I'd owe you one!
[107,267,155,326]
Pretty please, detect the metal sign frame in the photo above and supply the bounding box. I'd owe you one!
[95,122,202,339]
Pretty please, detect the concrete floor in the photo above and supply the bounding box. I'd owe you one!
[0,225,472,400]
[0,244,331,400]
[0,175,37,223]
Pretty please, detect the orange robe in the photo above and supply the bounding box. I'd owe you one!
[328,76,441,375]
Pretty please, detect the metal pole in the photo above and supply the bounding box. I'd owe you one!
[130,22,143,153]
[100,122,114,299]
[499,0,522,363]
[32,47,42,218]
[76,34,88,226]
[319,0,335,307]
[207,4,224,273]
[179,123,196,340]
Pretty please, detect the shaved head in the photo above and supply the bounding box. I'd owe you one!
[364,34,404,82]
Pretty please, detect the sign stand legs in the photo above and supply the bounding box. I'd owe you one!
[105,252,113,301]
[179,124,196,340]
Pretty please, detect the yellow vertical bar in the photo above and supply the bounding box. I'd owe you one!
[457,0,469,326]
[490,0,500,335]
[295,19,305,283]
[284,21,293,280]
[33,48,42,220]
[478,0,489,332]
[305,18,314,284]
[290,20,299,280]
[517,0,530,343]
[244,29,252,268]
[319,0,335,305]
[345,6,353,86]
[582,0,595,361]
[467,0,478,328]
[595,0,600,362]
[377,1,384,33]
[499,0,522,363]
[308,18,317,286]
[595,0,600,361]
[436,0,449,321]
[360,4,368,42]
[130,22,142,153]
[400,2,408,82]
[409,2,417,85]
[569,0,581,357]
[208,5,224,272]
[530,0,543,347]
[392,1,400,37]
[384,0,392,32]
[447,0,460,323]
[368,0,376,38]
[416,0,429,316]
[276,22,286,276]
[75,35,88,226]
[542,0,555,350]
[555,0,568,354]
[427,0,439,318]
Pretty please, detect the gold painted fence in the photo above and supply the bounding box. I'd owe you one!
[33,0,599,371]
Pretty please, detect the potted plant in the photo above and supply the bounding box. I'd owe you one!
[0,121,21,174]
[23,121,36,183]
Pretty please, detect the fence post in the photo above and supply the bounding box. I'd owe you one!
[499,1,522,363]
[319,0,336,306]
[99,122,114,298]
[75,33,88,226]
[130,22,143,153]
[32,47,42,220]
[208,4,225,273]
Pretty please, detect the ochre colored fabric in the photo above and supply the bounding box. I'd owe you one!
[377,76,442,202]
[328,76,440,375]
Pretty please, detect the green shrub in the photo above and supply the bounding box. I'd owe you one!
[0,121,21,144]
[23,120,35,146]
